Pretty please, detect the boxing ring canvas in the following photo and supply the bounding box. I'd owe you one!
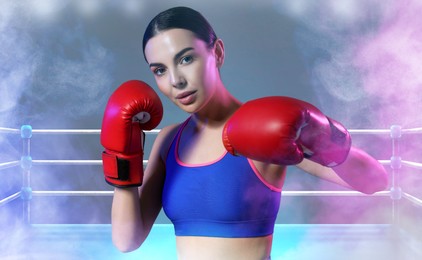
[1,224,419,260]
[1,126,422,260]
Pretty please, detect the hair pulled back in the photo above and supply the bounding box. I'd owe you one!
[142,6,217,59]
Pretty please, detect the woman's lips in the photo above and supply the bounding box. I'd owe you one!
[176,91,197,105]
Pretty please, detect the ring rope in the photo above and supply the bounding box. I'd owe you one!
[401,160,422,169]
[0,161,20,170]
[1,126,422,135]
[402,192,422,207]
[0,189,418,207]
[0,127,159,135]
[1,125,422,213]
[2,159,422,170]
[28,190,389,197]
[0,191,21,206]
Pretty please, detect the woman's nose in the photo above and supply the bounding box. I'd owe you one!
[170,70,187,89]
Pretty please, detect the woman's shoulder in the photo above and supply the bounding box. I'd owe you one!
[157,123,180,141]
[154,120,187,160]
[157,117,191,139]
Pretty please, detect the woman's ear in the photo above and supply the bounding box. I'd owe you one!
[214,39,225,68]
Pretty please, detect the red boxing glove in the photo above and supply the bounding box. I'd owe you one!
[101,80,163,187]
[223,96,351,167]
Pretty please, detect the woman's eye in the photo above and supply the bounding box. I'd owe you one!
[180,55,193,64]
[154,67,166,76]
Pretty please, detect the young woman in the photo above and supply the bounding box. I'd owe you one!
[101,6,389,260]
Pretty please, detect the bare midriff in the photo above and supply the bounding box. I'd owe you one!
[175,234,273,260]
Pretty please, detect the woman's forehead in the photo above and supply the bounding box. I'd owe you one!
[145,29,206,62]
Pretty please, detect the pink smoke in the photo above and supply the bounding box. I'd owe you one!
[354,0,422,127]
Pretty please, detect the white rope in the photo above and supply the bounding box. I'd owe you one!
[32,160,103,166]
[31,160,147,165]
[378,160,391,165]
[0,192,21,206]
[0,127,160,135]
[32,129,101,134]
[0,161,20,170]
[31,129,160,135]
[0,127,421,135]
[402,192,422,207]
[30,159,422,170]
[0,127,20,134]
[32,191,113,196]
[401,127,422,134]
[282,190,390,196]
[348,129,391,134]
[29,190,390,197]
[1,190,419,210]
[401,160,422,170]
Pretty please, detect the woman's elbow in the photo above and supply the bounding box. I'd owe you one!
[362,168,389,195]
[112,230,145,253]
[115,244,140,254]
[352,161,389,195]
[112,236,143,253]
[334,147,390,195]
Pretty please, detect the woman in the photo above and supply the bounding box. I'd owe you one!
[108,6,388,259]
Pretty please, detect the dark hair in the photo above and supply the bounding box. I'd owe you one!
[142,6,217,59]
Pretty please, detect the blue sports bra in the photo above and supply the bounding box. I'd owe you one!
[162,118,283,238]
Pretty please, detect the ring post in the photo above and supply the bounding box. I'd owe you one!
[389,125,402,226]
[20,125,33,226]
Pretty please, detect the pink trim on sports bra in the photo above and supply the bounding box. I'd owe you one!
[247,159,283,192]
[164,117,283,192]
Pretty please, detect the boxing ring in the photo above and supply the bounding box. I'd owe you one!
[1,125,422,259]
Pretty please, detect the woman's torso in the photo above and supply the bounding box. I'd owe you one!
[160,117,286,259]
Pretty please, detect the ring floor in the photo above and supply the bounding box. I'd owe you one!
[1,224,421,260]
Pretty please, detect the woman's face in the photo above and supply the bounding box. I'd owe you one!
[144,29,222,113]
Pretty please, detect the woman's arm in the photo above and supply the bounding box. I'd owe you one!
[111,187,143,252]
[296,146,389,194]
[111,125,176,252]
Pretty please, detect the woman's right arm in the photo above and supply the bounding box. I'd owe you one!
[111,125,177,252]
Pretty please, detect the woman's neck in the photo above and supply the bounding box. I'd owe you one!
[191,87,241,129]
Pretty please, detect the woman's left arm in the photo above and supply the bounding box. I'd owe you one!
[296,146,389,194]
